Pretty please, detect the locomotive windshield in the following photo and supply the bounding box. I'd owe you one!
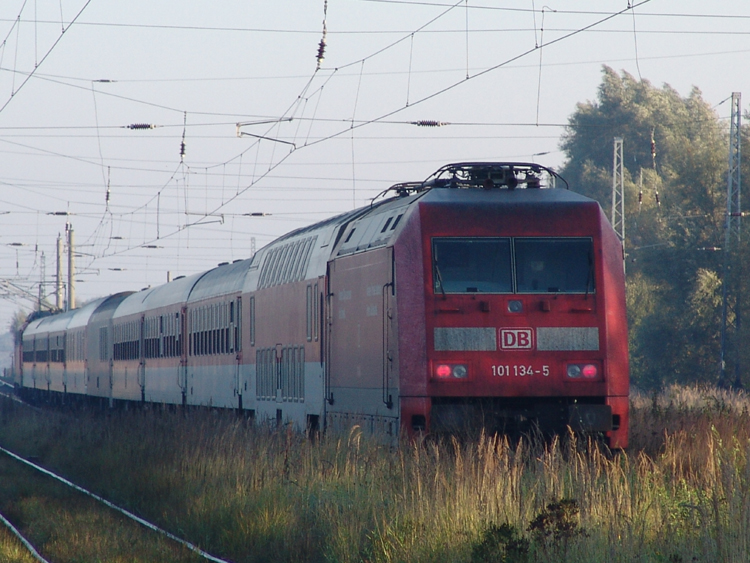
[432,237,594,294]
[433,238,512,293]
[515,238,594,293]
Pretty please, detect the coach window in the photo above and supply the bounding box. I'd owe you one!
[237,296,244,351]
[283,241,302,284]
[229,301,235,353]
[515,238,594,294]
[211,304,217,355]
[189,310,194,356]
[272,245,291,286]
[208,305,218,355]
[248,296,254,347]
[314,282,319,342]
[432,238,512,294]
[306,285,312,341]
[224,303,229,353]
[195,309,200,356]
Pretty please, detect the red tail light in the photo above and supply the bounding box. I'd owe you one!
[582,364,598,378]
[567,363,599,379]
[435,364,452,378]
[434,363,468,379]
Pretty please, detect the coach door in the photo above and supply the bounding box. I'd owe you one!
[138,315,146,401]
[327,246,396,419]
[179,307,188,405]
[233,297,242,409]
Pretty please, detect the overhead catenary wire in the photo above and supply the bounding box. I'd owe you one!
[629,0,643,81]
[1,43,748,90]
[2,7,749,29]
[49,0,657,266]
[0,0,94,115]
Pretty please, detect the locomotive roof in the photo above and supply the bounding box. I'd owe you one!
[243,164,594,267]
[416,182,596,205]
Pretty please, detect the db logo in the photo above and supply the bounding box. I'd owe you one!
[499,328,534,350]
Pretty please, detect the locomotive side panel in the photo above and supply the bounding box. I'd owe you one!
[599,216,630,448]
[327,247,399,433]
[391,206,431,431]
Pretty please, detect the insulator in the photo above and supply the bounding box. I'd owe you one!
[655,191,660,206]
[638,191,643,205]
[180,142,186,158]
[412,120,445,127]
[127,123,155,130]
[317,0,328,69]
[316,33,327,70]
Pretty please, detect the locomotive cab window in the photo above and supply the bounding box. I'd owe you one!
[515,238,594,294]
[432,237,594,294]
[433,238,512,293]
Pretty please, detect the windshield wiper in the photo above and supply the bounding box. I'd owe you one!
[585,251,594,298]
[434,262,447,298]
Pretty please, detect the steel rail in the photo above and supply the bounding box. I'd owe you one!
[0,511,52,563]
[0,445,235,563]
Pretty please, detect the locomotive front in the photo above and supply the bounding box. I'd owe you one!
[394,164,629,448]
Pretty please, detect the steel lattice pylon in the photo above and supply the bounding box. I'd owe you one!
[719,92,742,387]
[611,137,625,269]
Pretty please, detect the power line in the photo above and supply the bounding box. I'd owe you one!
[82,0,654,265]
[2,7,750,31]
[356,1,750,20]
[0,0,94,115]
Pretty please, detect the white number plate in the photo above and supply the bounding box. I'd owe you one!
[491,364,550,377]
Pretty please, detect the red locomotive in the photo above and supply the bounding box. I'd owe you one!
[13,163,629,448]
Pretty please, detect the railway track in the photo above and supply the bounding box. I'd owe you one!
[0,510,50,563]
[0,387,233,563]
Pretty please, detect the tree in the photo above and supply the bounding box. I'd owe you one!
[9,309,28,344]
[559,66,742,388]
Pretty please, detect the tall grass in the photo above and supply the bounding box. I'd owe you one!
[1,388,749,562]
